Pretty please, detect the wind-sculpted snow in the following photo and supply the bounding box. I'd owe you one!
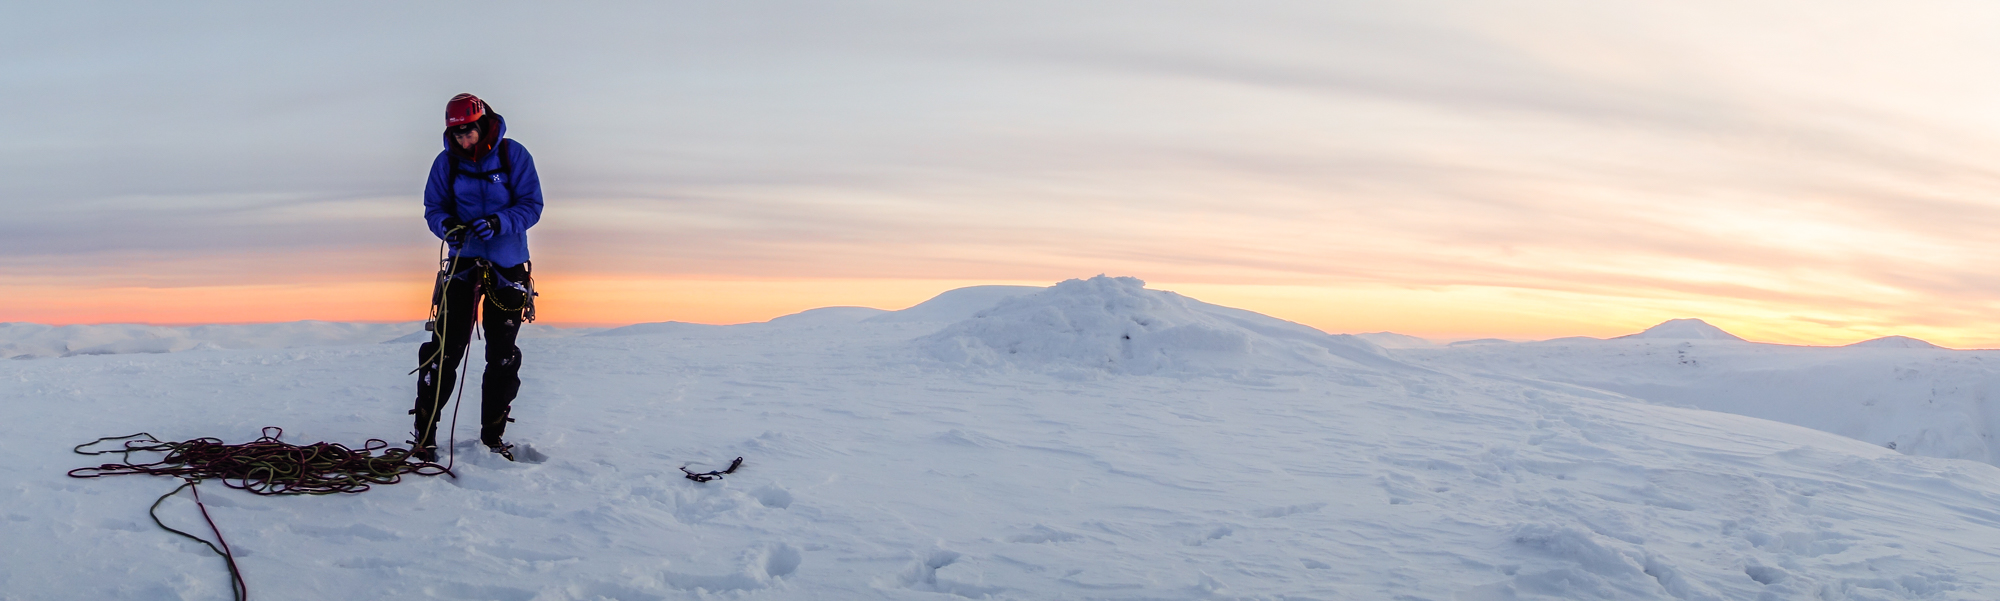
[8,281,2000,599]
[919,276,1399,377]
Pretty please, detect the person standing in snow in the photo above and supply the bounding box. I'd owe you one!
[410,93,543,462]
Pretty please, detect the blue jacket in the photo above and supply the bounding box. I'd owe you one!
[424,113,543,268]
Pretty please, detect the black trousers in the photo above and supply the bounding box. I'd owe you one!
[412,256,529,448]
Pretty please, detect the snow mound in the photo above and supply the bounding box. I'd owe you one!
[1447,338,1512,347]
[1847,335,1944,349]
[919,276,1398,376]
[1614,318,1746,341]
[865,285,1044,323]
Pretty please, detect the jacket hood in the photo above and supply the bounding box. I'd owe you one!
[444,111,508,162]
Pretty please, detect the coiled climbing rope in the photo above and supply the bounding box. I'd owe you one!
[69,427,449,494]
[69,428,452,600]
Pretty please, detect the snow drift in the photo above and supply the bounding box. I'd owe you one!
[919,276,1398,376]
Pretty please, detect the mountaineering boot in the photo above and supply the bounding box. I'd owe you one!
[408,436,439,463]
[482,414,515,462]
[485,439,516,462]
[479,413,515,461]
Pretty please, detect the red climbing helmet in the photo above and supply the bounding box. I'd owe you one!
[445,94,486,127]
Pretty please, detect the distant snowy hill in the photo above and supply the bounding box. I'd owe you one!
[1614,318,1747,341]
[7,278,2000,599]
[589,321,728,337]
[863,284,1044,323]
[590,285,1041,339]
[922,276,1400,377]
[765,306,887,326]
[1847,335,1945,349]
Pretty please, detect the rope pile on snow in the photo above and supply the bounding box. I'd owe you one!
[68,427,453,601]
[69,427,448,494]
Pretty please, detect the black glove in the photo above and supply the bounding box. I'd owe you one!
[440,216,467,243]
[472,215,504,240]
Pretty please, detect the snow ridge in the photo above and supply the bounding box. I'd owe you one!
[865,285,1043,323]
[919,275,1397,376]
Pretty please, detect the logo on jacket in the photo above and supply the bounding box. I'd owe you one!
[490,174,504,183]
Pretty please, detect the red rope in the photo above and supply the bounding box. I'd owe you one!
[188,482,247,601]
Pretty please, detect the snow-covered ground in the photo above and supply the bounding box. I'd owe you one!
[7,277,2000,600]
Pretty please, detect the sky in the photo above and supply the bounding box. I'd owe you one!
[11,1,2000,346]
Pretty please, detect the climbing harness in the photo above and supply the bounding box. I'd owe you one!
[412,234,540,468]
[481,259,536,323]
[681,457,746,483]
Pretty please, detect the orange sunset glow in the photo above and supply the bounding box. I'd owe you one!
[13,2,2000,348]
